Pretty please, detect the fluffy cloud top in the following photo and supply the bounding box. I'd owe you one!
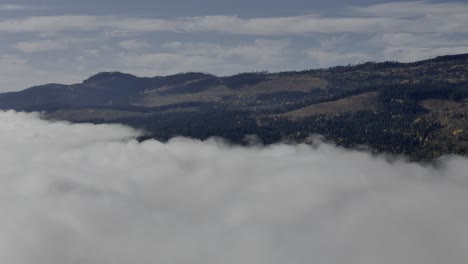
[0,110,468,264]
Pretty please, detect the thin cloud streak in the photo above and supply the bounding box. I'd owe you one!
[0,110,468,264]
[0,4,27,11]
[0,1,468,35]
[14,39,69,53]
[0,4,49,11]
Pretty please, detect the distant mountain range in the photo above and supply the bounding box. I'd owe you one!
[1,54,468,160]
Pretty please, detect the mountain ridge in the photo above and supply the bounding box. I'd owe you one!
[1,53,468,160]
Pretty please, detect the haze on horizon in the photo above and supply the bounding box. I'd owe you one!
[1,0,468,91]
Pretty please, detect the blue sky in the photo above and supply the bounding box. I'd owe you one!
[1,0,468,91]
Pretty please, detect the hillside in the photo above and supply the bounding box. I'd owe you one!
[1,54,468,160]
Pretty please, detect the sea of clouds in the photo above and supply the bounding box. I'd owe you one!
[0,110,468,264]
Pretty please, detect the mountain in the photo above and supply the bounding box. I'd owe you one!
[1,54,468,160]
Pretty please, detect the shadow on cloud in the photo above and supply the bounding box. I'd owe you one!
[1,110,467,264]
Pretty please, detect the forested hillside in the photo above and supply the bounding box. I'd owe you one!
[1,54,468,160]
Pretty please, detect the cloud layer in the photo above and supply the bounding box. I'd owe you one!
[1,1,468,91]
[1,110,468,264]
[1,1,468,35]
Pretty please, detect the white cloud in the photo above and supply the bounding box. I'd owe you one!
[0,15,392,34]
[0,110,468,264]
[0,2,467,35]
[163,41,183,49]
[0,4,27,11]
[383,46,468,62]
[0,15,169,34]
[355,1,468,18]
[306,50,371,67]
[305,34,372,67]
[117,39,150,50]
[364,32,468,62]
[372,33,453,47]
[0,4,48,11]
[2,1,468,91]
[14,39,68,53]
[13,35,108,53]
[118,39,290,75]
[0,54,88,91]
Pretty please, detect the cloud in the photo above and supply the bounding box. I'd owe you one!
[0,4,30,11]
[366,33,468,62]
[117,39,150,50]
[118,39,290,75]
[0,54,88,91]
[0,36,109,89]
[306,50,370,67]
[371,33,462,47]
[0,1,467,35]
[2,1,468,92]
[355,1,468,18]
[13,35,109,54]
[163,41,183,49]
[0,4,25,11]
[14,39,69,53]
[0,110,468,264]
[0,4,48,11]
[305,34,372,67]
[0,15,399,35]
[383,46,468,62]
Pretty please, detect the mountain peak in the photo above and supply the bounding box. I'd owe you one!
[83,72,137,84]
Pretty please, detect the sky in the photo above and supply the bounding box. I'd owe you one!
[1,110,468,264]
[1,0,468,91]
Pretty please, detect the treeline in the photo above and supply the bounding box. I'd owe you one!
[378,82,468,102]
